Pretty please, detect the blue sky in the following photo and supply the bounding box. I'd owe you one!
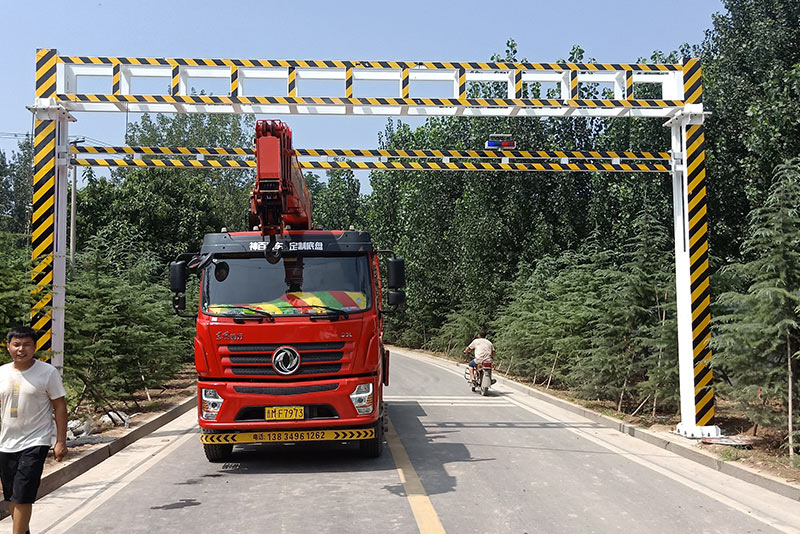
[0,0,725,191]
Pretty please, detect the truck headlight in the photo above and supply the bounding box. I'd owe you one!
[349,383,374,415]
[201,388,224,420]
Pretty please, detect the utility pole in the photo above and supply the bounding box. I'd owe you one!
[68,137,84,273]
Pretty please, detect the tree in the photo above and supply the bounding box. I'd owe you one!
[0,233,31,339]
[0,138,34,235]
[314,169,363,231]
[701,0,800,259]
[64,234,191,408]
[713,159,800,455]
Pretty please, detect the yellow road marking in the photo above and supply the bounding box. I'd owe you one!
[386,418,445,534]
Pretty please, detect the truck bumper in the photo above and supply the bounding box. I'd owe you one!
[196,375,381,432]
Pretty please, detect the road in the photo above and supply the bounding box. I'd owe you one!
[5,348,800,534]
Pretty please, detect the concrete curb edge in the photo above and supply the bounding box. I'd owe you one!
[390,346,800,502]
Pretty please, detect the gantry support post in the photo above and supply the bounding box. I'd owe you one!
[668,58,720,438]
[28,48,73,373]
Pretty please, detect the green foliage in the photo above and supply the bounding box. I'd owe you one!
[701,0,800,258]
[0,233,32,341]
[64,234,191,406]
[313,169,363,230]
[712,159,800,434]
[0,138,33,234]
[77,113,255,265]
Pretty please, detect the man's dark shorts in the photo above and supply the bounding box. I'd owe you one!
[0,445,50,504]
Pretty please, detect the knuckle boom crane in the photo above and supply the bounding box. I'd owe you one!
[169,120,405,462]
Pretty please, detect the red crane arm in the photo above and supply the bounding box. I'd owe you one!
[249,120,312,237]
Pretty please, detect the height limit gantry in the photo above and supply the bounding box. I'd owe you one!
[28,49,716,438]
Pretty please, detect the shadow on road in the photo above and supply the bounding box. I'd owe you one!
[212,441,398,475]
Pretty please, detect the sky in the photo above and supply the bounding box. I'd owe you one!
[0,0,726,192]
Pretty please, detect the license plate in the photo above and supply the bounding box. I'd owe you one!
[265,406,304,421]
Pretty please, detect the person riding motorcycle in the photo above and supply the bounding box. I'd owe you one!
[463,330,495,385]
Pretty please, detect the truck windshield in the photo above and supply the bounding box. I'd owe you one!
[202,255,372,317]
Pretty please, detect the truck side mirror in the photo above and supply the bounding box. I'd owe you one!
[169,261,187,294]
[387,257,405,289]
[387,290,406,307]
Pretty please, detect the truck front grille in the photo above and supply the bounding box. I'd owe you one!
[223,341,350,378]
[234,384,338,396]
[231,364,342,376]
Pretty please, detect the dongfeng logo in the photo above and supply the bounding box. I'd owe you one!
[272,346,301,375]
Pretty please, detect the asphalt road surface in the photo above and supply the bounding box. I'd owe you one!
[5,348,800,533]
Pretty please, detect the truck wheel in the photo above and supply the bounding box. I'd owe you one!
[204,443,233,463]
[360,419,384,458]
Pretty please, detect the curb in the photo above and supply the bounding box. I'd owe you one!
[0,394,196,516]
[389,346,800,502]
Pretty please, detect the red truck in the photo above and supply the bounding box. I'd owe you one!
[169,120,405,462]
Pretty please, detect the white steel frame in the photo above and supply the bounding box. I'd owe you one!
[29,51,719,438]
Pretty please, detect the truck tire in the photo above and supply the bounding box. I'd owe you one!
[204,442,233,463]
[360,419,384,458]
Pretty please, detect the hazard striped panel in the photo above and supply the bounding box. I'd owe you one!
[112,60,121,95]
[345,66,353,98]
[625,70,633,100]
[36,49,57,98]
[170,62,179,96]
[200,428,375,444]
[71,157,668,173]
[401,68,409,98]
[569,70,578,100]
[288,66,296,97]
[514,69,523,98]
[683,57,703,104]
[31,49,59,357]
[230,66,239,97]
[31,120,55,356]
[684,59,714,427]
[458,68,466,99]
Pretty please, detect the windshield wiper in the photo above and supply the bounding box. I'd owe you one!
[211,305,275,323]
[292,304,350,320]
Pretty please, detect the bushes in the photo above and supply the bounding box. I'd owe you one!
[64,235,192,408]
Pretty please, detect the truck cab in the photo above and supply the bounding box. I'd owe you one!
[171,230,404,461]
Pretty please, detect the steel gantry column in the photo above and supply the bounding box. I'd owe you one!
[668,58,719,438]
[28,48,73,372]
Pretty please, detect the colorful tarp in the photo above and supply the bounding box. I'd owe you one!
[208,291,368,315]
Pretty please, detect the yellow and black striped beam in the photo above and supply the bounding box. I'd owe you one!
[71,157,669,173]
[55,93,685,109]
[70,145,670,161]
[683,58,714,427]
[31,48,59,357]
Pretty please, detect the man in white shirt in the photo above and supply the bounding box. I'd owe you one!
[463,331,495,384]
[1,326,67,534]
